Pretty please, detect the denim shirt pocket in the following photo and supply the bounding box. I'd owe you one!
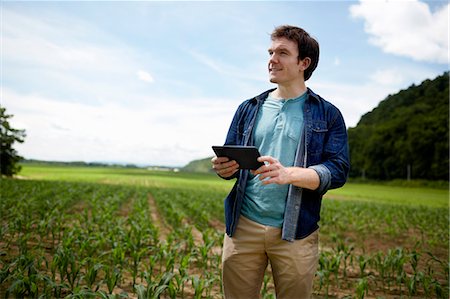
[309,120,328,163]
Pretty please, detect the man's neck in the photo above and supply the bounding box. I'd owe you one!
[272,83,307,100]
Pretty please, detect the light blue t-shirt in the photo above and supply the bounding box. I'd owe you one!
[241,91,306,227]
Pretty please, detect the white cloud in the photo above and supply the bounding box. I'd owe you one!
[350,0,449,64]
[369,68,406,87]
[137,70,154,83]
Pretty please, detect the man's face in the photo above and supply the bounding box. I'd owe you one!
[268,37,305,85]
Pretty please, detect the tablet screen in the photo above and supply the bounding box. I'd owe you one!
[212,145,264,170]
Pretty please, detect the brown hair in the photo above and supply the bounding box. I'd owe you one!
[271,25,319,81]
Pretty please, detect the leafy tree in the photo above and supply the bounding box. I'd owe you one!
[0,107,26,176]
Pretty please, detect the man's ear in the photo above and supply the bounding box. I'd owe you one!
[299,57,311,71]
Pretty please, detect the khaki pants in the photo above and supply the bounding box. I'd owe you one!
[222,216,319,299]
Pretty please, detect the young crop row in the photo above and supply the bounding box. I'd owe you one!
[1,177,448,298]
[0,179,223,298]
[320,199,448,249]
[315,237,448,298]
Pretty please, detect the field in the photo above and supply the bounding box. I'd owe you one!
[1,164,448,298]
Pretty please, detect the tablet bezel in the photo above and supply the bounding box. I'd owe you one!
[212,145,264,170]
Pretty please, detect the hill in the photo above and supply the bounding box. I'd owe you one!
[348,72,449,180]
[182,156,214,173]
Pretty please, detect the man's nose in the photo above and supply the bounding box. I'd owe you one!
[269,53,278,64]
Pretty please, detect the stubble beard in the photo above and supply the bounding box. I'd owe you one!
[269,75,279,84]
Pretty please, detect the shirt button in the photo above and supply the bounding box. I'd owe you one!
[295,205,300,210]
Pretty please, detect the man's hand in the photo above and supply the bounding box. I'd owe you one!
[252,156,320,190]
[252,156,292,185]
[211,156,239,178]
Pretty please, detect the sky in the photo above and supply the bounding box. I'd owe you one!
[2,0,449,167]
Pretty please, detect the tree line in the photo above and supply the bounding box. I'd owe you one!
[348,72,449,181]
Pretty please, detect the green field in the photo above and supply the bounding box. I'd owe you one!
[1,164,448,298]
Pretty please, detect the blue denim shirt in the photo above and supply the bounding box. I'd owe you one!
[222,87,350,241]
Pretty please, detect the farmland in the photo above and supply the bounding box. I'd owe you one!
[1,164,448,298]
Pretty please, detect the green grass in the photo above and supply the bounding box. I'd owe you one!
[326,183,449,208]
[19,164,234,190]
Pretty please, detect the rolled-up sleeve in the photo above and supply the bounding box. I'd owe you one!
[309,164,331,195]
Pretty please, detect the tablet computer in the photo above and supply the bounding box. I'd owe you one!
[212,145,264,170]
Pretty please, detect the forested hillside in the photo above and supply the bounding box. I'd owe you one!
[348,72,449,180]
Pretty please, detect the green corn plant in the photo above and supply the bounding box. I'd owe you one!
[406,271,421,297]
[135,272,174,299]
[424,260,448,299]
[145,255,158,280]
[176,253,191,297]
[329,252,342,288]
[166,254,176,273]
[5,253,50,298]
[51,246,69,284]
[6,277,37,298]
[191,275,208,299]
[426,251,449,283]
[195,228,215,270]
[125,220,148,286]
[111,246,126,268]
[67,255,82,291]
[104,265,122,295]
[358,254,370,278]
[392,248,407,295]
[130,248,146,286]
[418,262,432,298]
[51,245,82,291]
[82,258,103,291]
[65,286,97,299]
[336,239,354,280]
[173,272,186,299]
[0,257,12,285]
[355,277,369,299]
[181,227,195,254]
[317,252,332,297]
[406,249,421,296]
[40,273,64,298]
[97,290,129,299]
[156,243,170,273]
[203,271,218,299]
[370,251,387,290]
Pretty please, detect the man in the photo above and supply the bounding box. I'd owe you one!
[212,25,349,298]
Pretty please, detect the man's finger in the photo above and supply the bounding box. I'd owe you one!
[258,156,278,164]
[214,156,231,163]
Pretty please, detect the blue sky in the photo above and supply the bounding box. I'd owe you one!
[2,0,448,167]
